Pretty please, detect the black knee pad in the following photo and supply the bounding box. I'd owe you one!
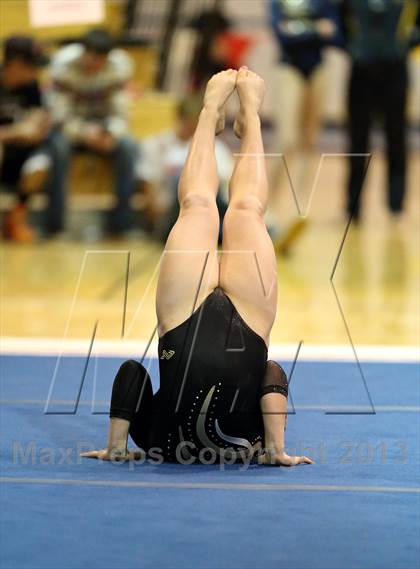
[110,359,152,421]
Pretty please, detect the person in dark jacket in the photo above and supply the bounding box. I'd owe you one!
[341,0,420,221]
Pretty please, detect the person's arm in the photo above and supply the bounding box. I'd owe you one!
[80,417,144,461]
[0,123,23,143]
[63,116,95,144]
[103,49,134,139]
[0,79,50,144]
[48,89,75,133]
[48,80,94,144]
[0,108,50,145]
[48,45,77,134]
[319,0,344,47]
[260,394,314,466]
[105,90,130,139]
[259,361,314,466]
[49,83,115,150]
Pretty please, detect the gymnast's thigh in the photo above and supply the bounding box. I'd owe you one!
[219,205,277,345]
[155,200,220,336]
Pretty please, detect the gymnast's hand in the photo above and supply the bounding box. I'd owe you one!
[259,450,314,467]
[80,448,144,462]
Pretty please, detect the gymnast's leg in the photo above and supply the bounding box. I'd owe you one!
[220,67,277,346]
[220,68,313,466]
[156,69,237,336]
[81,71,238,461]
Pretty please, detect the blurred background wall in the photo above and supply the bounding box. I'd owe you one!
[1,0,419,127]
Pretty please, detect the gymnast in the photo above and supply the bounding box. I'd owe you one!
[81,68,314,466]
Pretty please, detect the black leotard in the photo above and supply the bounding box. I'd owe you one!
[111,287,269,463]
[155,286,268,461]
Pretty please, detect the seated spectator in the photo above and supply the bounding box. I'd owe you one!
[49,29,137,235]
[136,97,233,241]
[0,36,66,242]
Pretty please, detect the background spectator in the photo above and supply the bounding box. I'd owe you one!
[49,28,137,235]
[341,0,420,222]
[136,96,233,241]
[189,2,232,91]
[269,0,340,210]
[0,35,66,241]
[266,0,341,254]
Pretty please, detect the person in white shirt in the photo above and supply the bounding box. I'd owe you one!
[49,29,137,235]
[137,97,234,240]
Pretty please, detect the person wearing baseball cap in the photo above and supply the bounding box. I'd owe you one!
[3,35,49,68]
[0,35,65,241]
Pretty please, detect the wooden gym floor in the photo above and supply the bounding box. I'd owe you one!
[1,150,419,348]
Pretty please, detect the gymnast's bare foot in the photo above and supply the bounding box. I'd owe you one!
[203,69,237,134]
[234,66,266,139]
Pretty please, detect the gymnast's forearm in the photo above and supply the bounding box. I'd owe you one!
[107,417,131,452]
[261,392,287,454]
[79,417,131,461]
[260,392,314,466]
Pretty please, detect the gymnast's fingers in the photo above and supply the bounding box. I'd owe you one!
[79,449,109,460]
[295,455,315,465]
